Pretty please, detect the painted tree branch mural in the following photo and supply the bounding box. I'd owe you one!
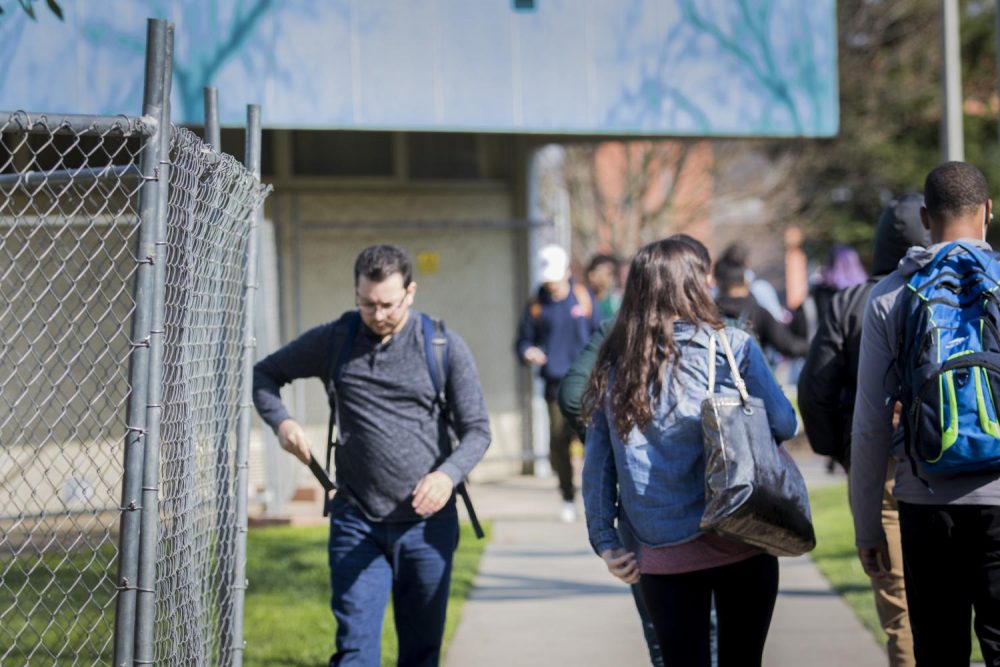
[0,0,836,136]
[608,0,832,136]
[81,0,279,122]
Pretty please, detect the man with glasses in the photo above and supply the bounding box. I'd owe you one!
[253,244,491,666]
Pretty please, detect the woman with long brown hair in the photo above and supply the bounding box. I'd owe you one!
[581,236,797,666]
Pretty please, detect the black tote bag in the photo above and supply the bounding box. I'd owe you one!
[699,331,816,557]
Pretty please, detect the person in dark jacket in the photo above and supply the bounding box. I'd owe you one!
[516,243,601,522]
[797,193,929,667]
[714,259,809,359]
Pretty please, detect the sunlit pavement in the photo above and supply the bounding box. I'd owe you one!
[445,452,885,666]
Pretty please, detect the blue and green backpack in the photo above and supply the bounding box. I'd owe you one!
[897,241,1000,476]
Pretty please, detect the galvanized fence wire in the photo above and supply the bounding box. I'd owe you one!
[154,126,270,666]
[0,111,270,667]
[0,112,152,666]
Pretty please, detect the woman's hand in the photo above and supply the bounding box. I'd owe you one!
[600,547,640,584]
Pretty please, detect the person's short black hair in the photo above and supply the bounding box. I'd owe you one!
[354,244,412,286]
[924,161,990,220]
[586,254,620,274]
[713,258,747,291]
[719,241,750,268]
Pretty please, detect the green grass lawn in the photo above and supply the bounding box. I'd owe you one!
[244,520,489,667]
[809,483,983,662]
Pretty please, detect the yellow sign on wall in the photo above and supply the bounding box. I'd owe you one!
[417,251,440,275]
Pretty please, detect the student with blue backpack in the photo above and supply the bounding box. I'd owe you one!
[851,162,1000,664]
[253,245,491,667]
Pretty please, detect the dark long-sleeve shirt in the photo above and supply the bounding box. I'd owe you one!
[558,319,613,440]
[716,294,809,358]
[253,311,491,522]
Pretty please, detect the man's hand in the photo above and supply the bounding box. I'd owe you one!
[891,401,902,430]
[276,419,312,466]
[600,547,640,585]
[858,541,892,580]
[523,346,548,367]
[412,471,455,517]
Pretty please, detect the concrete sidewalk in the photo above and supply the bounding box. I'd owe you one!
[444,453,886,666]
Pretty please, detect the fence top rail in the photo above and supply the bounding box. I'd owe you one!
[0,111,157,137]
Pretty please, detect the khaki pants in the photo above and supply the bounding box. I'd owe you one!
[872,461,914,667]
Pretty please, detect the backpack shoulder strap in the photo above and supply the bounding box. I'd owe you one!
[325,311,361,474]
[328,310,361,385]
[572,282,593,318]
[421,313,449,406]
[420,314,485,539]
[529,298,542,321]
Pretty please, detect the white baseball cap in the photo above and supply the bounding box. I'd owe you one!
[537,244,569,283]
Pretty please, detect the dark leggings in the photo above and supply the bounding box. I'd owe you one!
[640,553,778,667]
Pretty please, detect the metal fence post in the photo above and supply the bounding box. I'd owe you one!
[205,83,238,661]
[230,103,262,667]
[113,18,169,667]
[133,20,174,666]
[941,0,964,161]
[204,87,221,151]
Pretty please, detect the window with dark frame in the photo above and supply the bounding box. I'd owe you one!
[407,133,480,180]
[291,130,394,177]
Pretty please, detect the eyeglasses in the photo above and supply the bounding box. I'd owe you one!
[356,293,408,316]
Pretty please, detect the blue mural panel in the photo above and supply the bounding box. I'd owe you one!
[436,2,517,129]
[0,0,838,137]
[515,0,593,129]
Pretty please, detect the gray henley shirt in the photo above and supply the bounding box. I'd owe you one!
[253,311,491,522]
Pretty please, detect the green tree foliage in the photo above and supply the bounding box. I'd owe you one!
[792,0,1000,259]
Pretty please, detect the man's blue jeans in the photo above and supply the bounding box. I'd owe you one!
[327,496,459,667]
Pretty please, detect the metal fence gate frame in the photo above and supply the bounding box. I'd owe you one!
[0,18,270,667]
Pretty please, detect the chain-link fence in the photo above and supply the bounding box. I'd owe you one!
[154,127,268,665]
[0,112,152,667]
[0,19,271,667]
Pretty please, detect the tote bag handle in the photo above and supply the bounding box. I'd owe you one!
[705,330,750,403]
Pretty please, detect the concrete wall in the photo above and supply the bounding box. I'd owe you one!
[266,185,528,481]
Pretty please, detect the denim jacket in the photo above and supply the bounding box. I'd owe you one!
[582,323,798,555]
